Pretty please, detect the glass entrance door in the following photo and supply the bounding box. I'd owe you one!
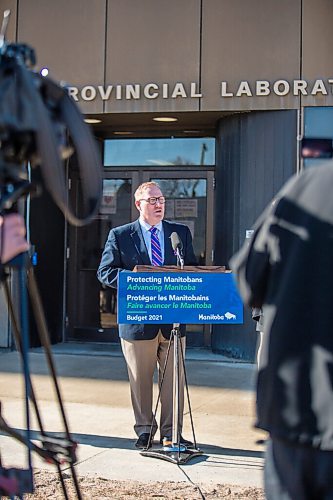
[143,172,214,266]
[66,170,214,345]
[66,171,138,342]
[143,171,214,346]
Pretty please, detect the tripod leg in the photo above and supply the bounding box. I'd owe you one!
[56,463,69,500]
[179,337,197,449]
[2,268,33,477]
[19,267,33,475]
[172,328,180,447]
[140,329,203,465]
[26,267,82,500]
[26,268,70,434]
[147,331,174,449]
[160,326,185,451]
[2,278,46,434]
[2,270,81,498]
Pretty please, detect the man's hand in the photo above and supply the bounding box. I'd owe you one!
[0,214,30,264]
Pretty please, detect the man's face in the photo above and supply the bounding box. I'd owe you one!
[135,185,165,226]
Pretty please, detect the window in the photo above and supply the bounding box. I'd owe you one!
[303,107,333,167]
[104,138,215,167]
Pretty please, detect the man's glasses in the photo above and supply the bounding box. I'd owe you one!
[140,196,166,205]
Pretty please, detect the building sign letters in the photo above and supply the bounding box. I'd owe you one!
[68,79,333,102]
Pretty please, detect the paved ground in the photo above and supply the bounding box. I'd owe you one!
[0,344,266,493]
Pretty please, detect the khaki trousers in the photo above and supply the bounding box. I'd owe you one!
[121,331,185,438]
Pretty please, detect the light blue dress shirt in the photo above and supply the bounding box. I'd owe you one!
[138,218,164,265]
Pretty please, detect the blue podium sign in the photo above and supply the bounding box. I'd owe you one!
[117,272,243,324]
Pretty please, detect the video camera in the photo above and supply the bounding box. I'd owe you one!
[0,9,102,222]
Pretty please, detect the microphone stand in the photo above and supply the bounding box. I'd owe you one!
[141,244,203,464]
[172,245,183,448]
[175,246,185,269]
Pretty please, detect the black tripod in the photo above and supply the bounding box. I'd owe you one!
[141,322,203,464]
[0,254,82,499]
[0,11,102,496]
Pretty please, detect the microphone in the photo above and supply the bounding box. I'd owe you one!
[170,232,184,269]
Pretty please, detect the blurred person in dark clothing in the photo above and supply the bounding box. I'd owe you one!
[230,163,333,500]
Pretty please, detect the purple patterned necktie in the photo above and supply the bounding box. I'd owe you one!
[149,226,163,266]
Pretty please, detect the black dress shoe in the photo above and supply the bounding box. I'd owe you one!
[135,433,152,449]
[160,435,194,447]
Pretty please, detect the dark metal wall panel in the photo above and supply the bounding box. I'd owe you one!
[212,110,297,360]
[104,0,201,113]
[29,173,65,346]
[17,0,106,113]
[302,0,333,107]
[201,0,301,111]
[215,117,241,265]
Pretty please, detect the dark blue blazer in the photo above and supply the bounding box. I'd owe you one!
[97,219,197,340]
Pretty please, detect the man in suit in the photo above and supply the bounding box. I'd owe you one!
[97,181,197,449]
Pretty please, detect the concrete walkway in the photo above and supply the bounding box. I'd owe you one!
[0,344,265,489]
